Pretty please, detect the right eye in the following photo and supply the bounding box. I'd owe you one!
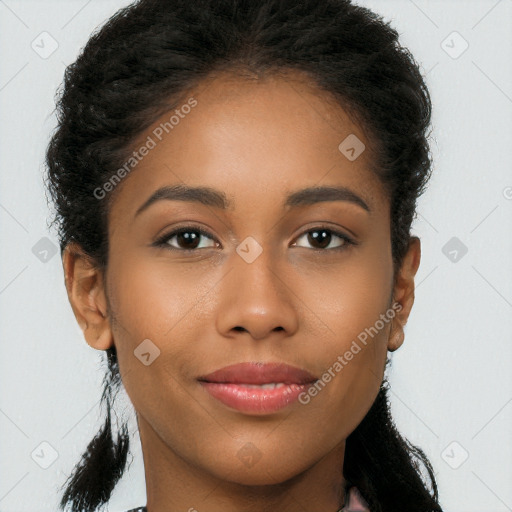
[153,225,219,252]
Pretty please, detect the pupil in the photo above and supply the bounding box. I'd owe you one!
[178,231,200,249]
[309,229,330,249]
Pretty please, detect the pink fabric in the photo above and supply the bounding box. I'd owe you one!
[343,486,370,511]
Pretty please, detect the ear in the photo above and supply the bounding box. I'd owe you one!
[388,236,421,352]
[62,242,114,351]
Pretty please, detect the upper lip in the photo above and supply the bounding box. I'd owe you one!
[197,362,318,385]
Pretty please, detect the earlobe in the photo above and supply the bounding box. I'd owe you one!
[62,243,114,351]
[387,318,404,352]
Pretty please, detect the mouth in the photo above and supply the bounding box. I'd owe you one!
[197,362,319,414]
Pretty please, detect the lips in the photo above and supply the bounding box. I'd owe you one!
[197,361,318,385]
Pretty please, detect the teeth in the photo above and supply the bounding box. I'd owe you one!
[240,383,287,389]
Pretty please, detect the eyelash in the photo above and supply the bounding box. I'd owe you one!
[153,224,357,253]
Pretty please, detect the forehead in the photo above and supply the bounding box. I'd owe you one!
[108,70,386,226]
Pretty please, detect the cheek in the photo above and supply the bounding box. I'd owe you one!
[293,244,392,410]
[109,252,214,338]
[293,245,392,340]
[107,253,221,396]
[292,289,390,447]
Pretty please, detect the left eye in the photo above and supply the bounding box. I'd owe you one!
[154,225,355,252]
[292,227,355,251]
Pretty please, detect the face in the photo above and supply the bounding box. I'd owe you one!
[64,70,419,490]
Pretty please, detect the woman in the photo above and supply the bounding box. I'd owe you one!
[45,0,442,510]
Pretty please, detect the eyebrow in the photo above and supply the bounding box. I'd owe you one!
[134,183,371,219]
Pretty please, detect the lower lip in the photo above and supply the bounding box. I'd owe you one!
[199,381,314,414]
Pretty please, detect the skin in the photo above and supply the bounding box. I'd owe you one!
[62,69,421,512]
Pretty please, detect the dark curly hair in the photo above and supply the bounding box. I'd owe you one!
[44,0,441,510]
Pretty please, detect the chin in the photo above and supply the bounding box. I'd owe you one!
[205,451,310,487]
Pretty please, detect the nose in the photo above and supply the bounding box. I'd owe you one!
[215,246,299,342]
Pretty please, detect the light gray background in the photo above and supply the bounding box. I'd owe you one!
[1,0,511,511]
